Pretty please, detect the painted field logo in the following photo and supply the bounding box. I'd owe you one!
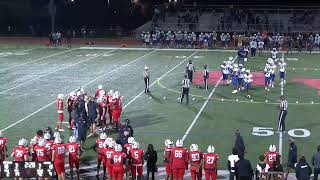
[293,78,320,96]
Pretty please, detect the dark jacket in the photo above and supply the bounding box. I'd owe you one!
[235,135,246,156]
[288,142,298,166]
[312,152,320,169]
[295,162,312,180]
[118,125,134,145]
[144,150,158,171]
[235,158,253,178]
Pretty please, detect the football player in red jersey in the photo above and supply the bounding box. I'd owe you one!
[66,136,80,180]
[56,94,65,132]
[129,141,144,180]
[44,132,54,160]
[164,139,174,180]
[0,131,8,162]
[111,91,123,129]
[264,144,280,170]
[98,93,108,129]
[112,144,126,180]
[29,138,38,161]
[34,139,50,161]
[202,145,219,180]
[11,138,29,161]
[94,132,108,178]
[95,84,104,98]
[170,139,188,180]
[104,139,115,180]
[124,137,135,178]
[189,144,203,180]
[107,90,114,126]
[52,137,66,180]
[67,92,76,130]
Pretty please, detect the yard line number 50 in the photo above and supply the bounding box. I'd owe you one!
[252,127,311,138]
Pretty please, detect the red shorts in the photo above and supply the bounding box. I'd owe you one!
[58,113,64,122]
[107,165,113,176]
[205,171,217,180]
[98,155,105,166]
[112,167,124,180]
[190,168,202,180]
[69,157,80,169]
[54,161,65,175]
[172,168,185,179]
[131,165,143,177]
[112,109,121,122]
[164,164,172,174]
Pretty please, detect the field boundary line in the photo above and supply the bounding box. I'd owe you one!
[122,51,198,109]
[1,49,157,131]
[0,50,117,95]
[181,55,238,142]
[0,48,76,72]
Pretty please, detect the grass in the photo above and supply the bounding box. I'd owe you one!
[0,44,319,171]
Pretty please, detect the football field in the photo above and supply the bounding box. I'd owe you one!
[0,44,320,178]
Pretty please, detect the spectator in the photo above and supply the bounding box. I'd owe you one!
[296,155,312,180]
[234,130,246,157]
[228,148,239,180]
[235,154,254,180]
[286,137,297,180]
[312,145,320,180]
[144,144,158,180]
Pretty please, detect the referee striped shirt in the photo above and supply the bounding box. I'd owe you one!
[182,79,190,88]
[280,100,288,111]
[144,70,150,78]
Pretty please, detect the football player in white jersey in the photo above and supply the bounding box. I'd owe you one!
[258,40,264,56]
[271,48,277,62]
[264,63,272,91]
[244,70,253,98]
[270,61,277,88]
[278,58,287,84]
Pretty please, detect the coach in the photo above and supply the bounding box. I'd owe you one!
[278,96,288,132]
[186,60,195,83]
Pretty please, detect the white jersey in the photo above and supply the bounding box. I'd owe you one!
[271,65,276,74]
[228,154,239,172]
[315,36,320,44]
[279,62,286,72]
[271,51,277,59]
[221,65,229,74]
[258,41,264,48]
[264,68,271,77]
[244,74,253,83]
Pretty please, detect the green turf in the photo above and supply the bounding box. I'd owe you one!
[0,46,319,170]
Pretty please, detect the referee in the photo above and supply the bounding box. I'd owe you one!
[180,74,190,105]
[203,64,209,90]
[278,96,288,132]
[144,65,150,93]
[186,60,195,83]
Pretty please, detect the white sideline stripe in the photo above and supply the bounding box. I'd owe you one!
[181,55,238,142]
[122,51,198,109]
[18,48,37,53]
[0,48,76,72]
[0,50,114,95]
[1,50,157,131]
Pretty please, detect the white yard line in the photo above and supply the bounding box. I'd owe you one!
[1,50,157,131]
[0,50,115,95]
[122,51,198,109]
[0,48,76,72]
[181,55,238,142]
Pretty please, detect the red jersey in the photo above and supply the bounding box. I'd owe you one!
[57,99,64,113]
[164,147,172,165]
[264,151,280,168]
[66,142,79,160]
[0,137,8,151]
[203,153,219,171]
[34,145,49,161]
[45,140,54,150]
[52,144,66,162]
[96,139,105,155]
[129,148,144,165]
[170,147,188,169]
[189,151,203,170]
[13,146,28,161]
[124,144,132,154]
[112,152,126,168]
[104,148,115,165]
[95,89,102,98]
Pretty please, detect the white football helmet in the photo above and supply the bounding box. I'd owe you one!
[272,145,277,152]
[99,89,106,96]
[145,65,149,70]
[103,138,112,148]
[280,58,285,62]
[69,91,76,97]
[38,139,47,147]
[30,138,38,145]
[115,144,123,152]
[108,90,114,96]
[69,136,77,143]
[98,84,103,90]
[100,133,107,140]
[228,57,233,61]
[176,139,183,147]
[44,133,51,140]
[164,139,173,147]
[18,138,27,146]
[80,87,85,94]
[246,69,251,74]
[207,145,215,153]
[0,131,3,137]
[272,48,276,51]
[128,137,135,144]
[53,132,60,139]
[57,94,64,99]
[132,141,139,149]
[269,144,273,152]
[190,144,199,152]
[54,137,62,144]
[109,141,116,149]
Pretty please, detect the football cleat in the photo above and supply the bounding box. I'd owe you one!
[54,137,62,144]
[132,141,139,149]
[100,132,107,140]
[207,145,215,153]
[190,144,199,152]
[58,129,64,132]
[38,139,47,147]
[176,139,183,147]
[115,144,123,152]
[69,136,77,143]
[128,137,135,144]
[232,90,238,94]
